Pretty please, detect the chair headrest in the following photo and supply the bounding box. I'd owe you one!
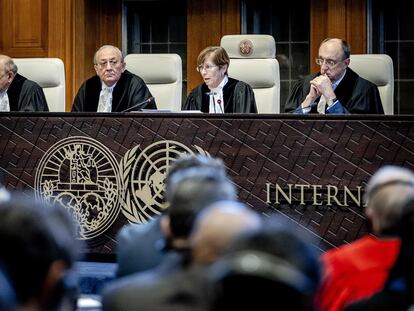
[13,58,65,88]
[220,35,276,59]
[124,54,181,84]
[349,54,393,87]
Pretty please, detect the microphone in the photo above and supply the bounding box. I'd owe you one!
[206,91,224,113]
[121,97,154,113]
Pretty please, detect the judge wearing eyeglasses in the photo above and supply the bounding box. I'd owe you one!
[285,38,384,114]
[183,46,257,113]
[72,45,156,112]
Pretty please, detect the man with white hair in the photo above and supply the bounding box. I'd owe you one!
[316,165,414,311]
[72,45,156,112]
[0,54,48,111]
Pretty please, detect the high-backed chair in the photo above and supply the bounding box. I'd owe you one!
[124,53,182,111]
[220,34,280,114]
[349,54,394,115]
[13,58,66,112]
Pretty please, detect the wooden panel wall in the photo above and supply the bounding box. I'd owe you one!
[187,0,240,92]
[73,0,122,102]
[0,0,73,110]
[310,0,366,72]
[1,0,366,110]
[0,0,48,56]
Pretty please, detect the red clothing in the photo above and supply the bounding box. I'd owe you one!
[316,236,400,311]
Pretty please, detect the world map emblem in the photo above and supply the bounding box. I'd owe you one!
[34,136,122,240]
[120,140,209,224]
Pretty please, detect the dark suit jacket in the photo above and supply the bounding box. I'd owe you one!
[116,217,165,278]
[103,254,211,311]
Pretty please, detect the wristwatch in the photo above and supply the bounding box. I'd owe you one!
[328,98,338,107]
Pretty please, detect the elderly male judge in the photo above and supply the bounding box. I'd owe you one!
[285,38,384,114]
[0,55,48,112]
[72,45,156,112]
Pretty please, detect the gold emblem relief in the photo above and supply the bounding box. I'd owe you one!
[35,137,121,240]
[35,138,210,239]
[239,39,254,57]
[120,141,209,224]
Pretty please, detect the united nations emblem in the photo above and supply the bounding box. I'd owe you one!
[34,136,121,240]
[120,141,209,224]
[239,39,254,57]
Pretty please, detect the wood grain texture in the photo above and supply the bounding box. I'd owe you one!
[0,0,366,110]
[0,0,48,56]
[310,0,366,73]
[187,0,240,93]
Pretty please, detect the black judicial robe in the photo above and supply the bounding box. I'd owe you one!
[183,77,257,113]
[72,70,157,112]
[284,68,384,114]
[7,73,49,111]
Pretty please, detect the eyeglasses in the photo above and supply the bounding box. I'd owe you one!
[96,60,121,69]
[196,64,218,72]
[315,58,347,67]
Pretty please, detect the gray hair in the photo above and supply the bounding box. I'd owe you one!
[0,55,17,74]
[167,167,236,238]
[93,45,124,65]
[365,165,414,232]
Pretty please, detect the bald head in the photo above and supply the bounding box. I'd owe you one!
[365,165,414,234]
[0,55,17,92]
[190,200,262,265]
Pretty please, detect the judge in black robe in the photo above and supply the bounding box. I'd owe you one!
[183,77,257,113]
[7,73,49,111]
[182,46,257,113]
[72,70,156,112]
[0,54,48,111]
[285,68,384,114]
[285,38,384,114]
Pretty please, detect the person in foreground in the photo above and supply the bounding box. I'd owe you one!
[345,196,414,311]
[315,165,414,311]
[115,154,227,278]
[182,46,257,113]
[208,216,321,311]
[72,45,156,112]
[285,38,384,114]
[102,166,238,311]
[0,54,49,111]
[0,194,80,311]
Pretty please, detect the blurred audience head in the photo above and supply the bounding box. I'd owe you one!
[162,157,236,249]
[190,200,262,265]
[164,153,227,201]
[0,173,10,204]
[364,165,414,235]
[0,194,79,311]
[209,217,321,311]
[391,196,414,292]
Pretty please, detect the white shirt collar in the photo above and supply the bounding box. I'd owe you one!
[101,82,117,91]
[331,69,347,90]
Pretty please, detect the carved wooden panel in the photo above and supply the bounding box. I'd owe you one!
[0,0,48,56]
[0,113,412,260]
[310,0,366,73]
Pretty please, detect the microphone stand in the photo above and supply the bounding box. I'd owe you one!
[121,97,155,113]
